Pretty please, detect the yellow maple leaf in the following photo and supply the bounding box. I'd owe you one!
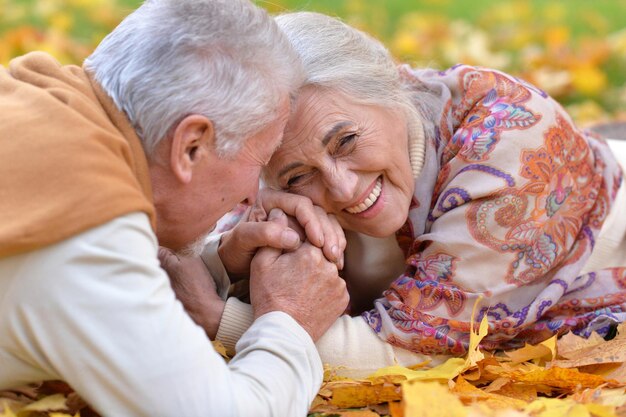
[402,380,468,417]
[368,298,485,387]
[483,377,512,393]
[503,336,556,366]
[499,384,538,404]
[550,334,626,370]
[368,358,466,382]
[579,362,626,384]
[329,382,402,408]
[540,336,557,360]
[368,375,408,385]
[451,376,528,410]
[557,332,605,359]
[465,300,489,371]
[502,367,621,391]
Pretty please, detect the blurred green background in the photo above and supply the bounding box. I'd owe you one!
[1,0,625,125]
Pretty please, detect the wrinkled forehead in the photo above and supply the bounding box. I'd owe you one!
[286,86,344,136]
[265,86,350,179]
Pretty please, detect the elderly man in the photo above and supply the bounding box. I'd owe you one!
[0,0,348,416]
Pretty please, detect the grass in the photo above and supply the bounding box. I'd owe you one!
[260,0,626,39]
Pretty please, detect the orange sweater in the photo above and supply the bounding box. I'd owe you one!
[0,52,155,258]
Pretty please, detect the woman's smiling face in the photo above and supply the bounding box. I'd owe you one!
[266,86,415,237]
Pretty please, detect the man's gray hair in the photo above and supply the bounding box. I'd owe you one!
[85,0,303,156]
[274,12,439,143]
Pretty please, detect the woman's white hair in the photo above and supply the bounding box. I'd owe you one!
[85,0,303,157]
[274,12,440,145]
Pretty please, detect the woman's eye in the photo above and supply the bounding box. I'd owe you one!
[338,133,357,148]
[287,174,305,187]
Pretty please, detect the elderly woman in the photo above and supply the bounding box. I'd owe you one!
[187,12,626,370]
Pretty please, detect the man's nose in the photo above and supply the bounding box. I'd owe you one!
[241,180,260,206]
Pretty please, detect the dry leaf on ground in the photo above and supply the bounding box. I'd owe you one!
[308,319,626,417]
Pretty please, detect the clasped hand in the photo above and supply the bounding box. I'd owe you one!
[219,188,346,279]
[160,189,349,342]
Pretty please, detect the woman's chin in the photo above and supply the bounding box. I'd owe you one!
[342,215,407,238]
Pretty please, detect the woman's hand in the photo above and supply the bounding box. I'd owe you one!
[218,189,346,279]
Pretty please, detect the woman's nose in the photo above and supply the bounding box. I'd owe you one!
[323,165,358,203]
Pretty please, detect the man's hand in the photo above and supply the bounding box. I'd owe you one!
[249,210,349,342]
[158,247,225,339]
[219,190,346,279]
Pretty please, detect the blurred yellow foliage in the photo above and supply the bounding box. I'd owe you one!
[572,65,608,97]
[0,0,125,65]
[0,0,624,122]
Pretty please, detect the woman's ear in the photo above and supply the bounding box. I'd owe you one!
[169,115,215,184]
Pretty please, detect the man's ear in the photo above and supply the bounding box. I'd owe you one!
[169,115,215,184]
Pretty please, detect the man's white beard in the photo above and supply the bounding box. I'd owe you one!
[177,231,212,257]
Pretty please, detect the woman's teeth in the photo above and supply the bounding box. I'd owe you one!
[346,177,382,214]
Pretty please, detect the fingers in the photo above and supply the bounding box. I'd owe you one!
[258,189,346,267]
[158,246,180,270]
[231,213,301,252]
[251,244,283,269]
[285,216,307,243]
[257,189,325,247]
[267,207,288,227]
[313,206,346,270]
[250,210,300,268]
[330,214,347,267]
[328,213,346,270]
[219,207,306,278]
